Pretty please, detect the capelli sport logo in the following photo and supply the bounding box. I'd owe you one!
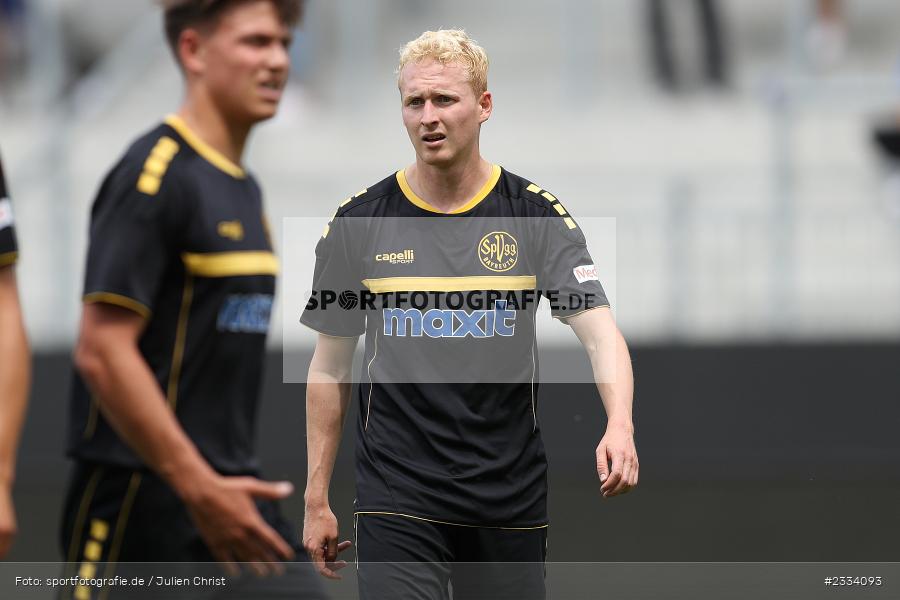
[478,231,518,272]
[375,249,415,264]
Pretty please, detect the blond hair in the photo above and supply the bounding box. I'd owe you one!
[397,29,489,96]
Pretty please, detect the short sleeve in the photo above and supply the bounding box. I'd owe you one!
[299,214,366,337]
[0,156,18,266]
[82,160,185,318]
[535,211,609,319]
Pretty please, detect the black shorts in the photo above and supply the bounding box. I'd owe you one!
[354,512,548,600]
[59,461,326,600]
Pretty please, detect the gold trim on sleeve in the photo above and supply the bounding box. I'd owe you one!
[83,292,152,319]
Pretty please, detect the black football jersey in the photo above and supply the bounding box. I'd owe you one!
[301,166,608,527]
[68,115,278,474]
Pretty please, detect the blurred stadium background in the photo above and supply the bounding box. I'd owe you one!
[1,0,899,565]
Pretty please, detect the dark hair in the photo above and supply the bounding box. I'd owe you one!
[161,0,304,60]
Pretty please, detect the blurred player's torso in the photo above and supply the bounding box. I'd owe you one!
[68,115,278,475]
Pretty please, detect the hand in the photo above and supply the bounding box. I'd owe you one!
[183,475,295,575]
[596,423,638,498]
[0,483,17,558]
[303,503,352,579]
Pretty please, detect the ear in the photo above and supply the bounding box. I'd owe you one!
[178,28,206,76]
[477,91,493,124]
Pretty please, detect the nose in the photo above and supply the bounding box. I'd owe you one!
[267,41,290,73]
[420,100,439,127]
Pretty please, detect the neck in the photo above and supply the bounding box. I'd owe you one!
[407,152,493,213]
[177,89,251,166]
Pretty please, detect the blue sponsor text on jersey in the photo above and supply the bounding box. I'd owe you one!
[383,300,516,338]
[217,294,273,334]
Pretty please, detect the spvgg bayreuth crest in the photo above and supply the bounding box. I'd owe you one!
[478,231,518,272]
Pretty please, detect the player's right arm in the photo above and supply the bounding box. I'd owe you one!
[74,303,294,571]
[303,333,356,579]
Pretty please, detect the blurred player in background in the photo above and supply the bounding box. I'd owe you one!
[61,1,325,597]
[301,29,638,599]
[0,151,31,560]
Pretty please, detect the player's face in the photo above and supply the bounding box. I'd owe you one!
[399,59,492,168]
[198,1,292,124]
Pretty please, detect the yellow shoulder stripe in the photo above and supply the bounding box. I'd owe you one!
[137,135,180,196]
[181,251,279,277]
[527,182,577,229]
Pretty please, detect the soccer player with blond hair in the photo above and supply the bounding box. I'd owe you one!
[302,29,638,599]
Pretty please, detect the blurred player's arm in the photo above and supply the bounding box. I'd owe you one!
[74,302,294,569]
[567,306,638,497]
[303,333,356,579]
[0,266,30,558]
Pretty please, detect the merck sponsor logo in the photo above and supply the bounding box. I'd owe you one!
[0,199,13,231]
[573,264,599,283]
[383,300,516,338]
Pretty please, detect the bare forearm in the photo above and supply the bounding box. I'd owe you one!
[596,327,634,431]
[571,309,635,431]
[79,343,216,500]
[0,295,30,485]
[304,377,350,506]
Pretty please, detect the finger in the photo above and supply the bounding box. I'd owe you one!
[244,479,294,501]
[602,451,624,495]
[337,540,353,553]
[614,456,634,496]
[214,549,240,577]
[254,520,295,561]
[310,544,328,574]
[0,533,12,559]
[246,561,269,578]
[312,548,342,580]
[318,561,345,580]
[325,535,338,562]
[596,444,610,483]
[325,560,349,575]
[248,539,284,576]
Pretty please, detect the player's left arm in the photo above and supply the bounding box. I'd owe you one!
[0,265,31,557]
[566,306,637,498]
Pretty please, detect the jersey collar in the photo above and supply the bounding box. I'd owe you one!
[164,114,246,179]
[397,164,502,214]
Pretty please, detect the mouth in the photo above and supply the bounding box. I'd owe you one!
[258,81,284,101]
[421,133,446,146]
